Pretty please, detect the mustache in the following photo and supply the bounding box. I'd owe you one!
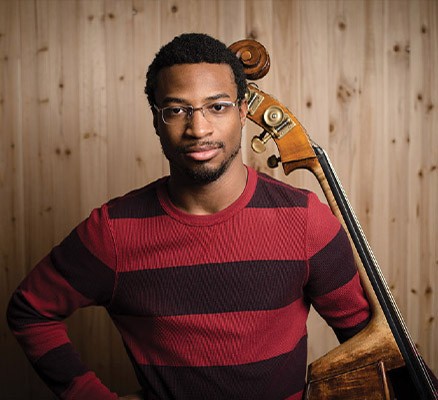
[176,141,225,154]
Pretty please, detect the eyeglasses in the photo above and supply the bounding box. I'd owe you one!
[154,99,240,125]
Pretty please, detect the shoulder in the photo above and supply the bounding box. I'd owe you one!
[248,169,311,209]
[105,177,168,220]
[76,177,167,235]
[247,168,338,224]
[248,168,341,240]
[74,177,168,264]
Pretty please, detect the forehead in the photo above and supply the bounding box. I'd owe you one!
[154,63,237,104]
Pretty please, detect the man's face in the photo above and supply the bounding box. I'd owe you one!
[153,63,247,185]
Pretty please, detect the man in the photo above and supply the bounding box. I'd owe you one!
[7,33,370,400]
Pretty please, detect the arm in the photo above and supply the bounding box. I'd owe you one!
[304,192,371,342]
[7,206,118,399]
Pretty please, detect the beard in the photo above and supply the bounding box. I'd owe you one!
[181,147,240,184]
[164,139,242,185]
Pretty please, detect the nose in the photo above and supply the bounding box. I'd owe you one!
[184,108,213,138]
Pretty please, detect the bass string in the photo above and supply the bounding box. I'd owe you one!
[320,147,416,351]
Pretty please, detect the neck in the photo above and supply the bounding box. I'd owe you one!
[167,160,248,215]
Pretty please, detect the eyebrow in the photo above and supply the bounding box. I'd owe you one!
[161,93,233,106]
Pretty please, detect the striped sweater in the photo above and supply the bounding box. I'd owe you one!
[7,166,370,399]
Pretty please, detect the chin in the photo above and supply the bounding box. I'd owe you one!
[172,144,241,185]
[182,163,227,185]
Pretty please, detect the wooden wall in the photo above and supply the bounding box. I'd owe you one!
[1,0,436,397]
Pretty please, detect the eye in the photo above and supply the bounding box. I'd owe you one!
[168,106,187,116]
[208,102,232,114]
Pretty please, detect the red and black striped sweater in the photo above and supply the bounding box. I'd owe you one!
[8,166,370,399]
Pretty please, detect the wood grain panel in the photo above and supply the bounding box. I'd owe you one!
[78,0,109,214]
[0,0,436,397]
[131,0,165,187]
[384,0,411,326]
[0,1,29,398]
[406,0,437,367]
[298,0,337,363]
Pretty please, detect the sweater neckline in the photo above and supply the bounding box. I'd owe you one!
[157,166,257,226]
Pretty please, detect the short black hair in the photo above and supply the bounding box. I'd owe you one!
[145,33,247,107]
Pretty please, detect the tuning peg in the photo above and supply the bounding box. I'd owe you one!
[251,131,272,153]
[267,155,281,168]
[263,106,284,127]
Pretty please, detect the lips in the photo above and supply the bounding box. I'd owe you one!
[180,143,223,162]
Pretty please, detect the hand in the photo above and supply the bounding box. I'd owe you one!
[119,390,144,400]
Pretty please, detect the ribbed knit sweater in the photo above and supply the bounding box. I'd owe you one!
[7,166,370,399]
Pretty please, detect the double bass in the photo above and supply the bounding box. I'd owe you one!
[229,39,437,399]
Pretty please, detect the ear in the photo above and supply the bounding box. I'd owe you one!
[152,110,160,135]
[239,99,248,127]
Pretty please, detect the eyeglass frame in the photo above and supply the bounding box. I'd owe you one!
[153,98,242,125]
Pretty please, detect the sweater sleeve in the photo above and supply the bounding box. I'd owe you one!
[304,192,371,342]
[6,205,118,399]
